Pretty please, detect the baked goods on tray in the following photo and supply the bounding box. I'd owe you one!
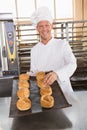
[36,71,54,108]
[16,98,31,111]
[18,80,29,89]
[16,72,54,111]
[40,95,54,108]
[16,73,31,111]
[19,73,30,81]
[40,86,52,96]
[17,88,30,99]
[37,79,47,88]
[36,71,45,81]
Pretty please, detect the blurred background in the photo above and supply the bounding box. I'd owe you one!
[0,0,87,90]
[0,0,87,21]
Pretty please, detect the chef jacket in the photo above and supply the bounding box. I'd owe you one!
[30,38,77,92]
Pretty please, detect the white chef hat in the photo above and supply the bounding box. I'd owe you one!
[30,6,53,27]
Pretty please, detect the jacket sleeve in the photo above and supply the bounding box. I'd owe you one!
[54,41,77,82]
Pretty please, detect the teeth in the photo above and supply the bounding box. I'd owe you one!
[43,32,47,35]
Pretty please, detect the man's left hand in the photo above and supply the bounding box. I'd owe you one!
[44,71,58,85]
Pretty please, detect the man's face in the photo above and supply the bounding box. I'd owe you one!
[36,20,53,41]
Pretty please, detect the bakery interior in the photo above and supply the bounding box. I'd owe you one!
[0,0,87,130]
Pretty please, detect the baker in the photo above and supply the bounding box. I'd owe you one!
[29,6,77,92]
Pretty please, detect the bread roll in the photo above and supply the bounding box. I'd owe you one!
[18,80,29,89]
[19,73,30,81]
[40,86,52,96]
[40,95,54,108]
[16,98,31,111]
[17,88,30,99]
[37,79,47,88]
[36,71,45,81]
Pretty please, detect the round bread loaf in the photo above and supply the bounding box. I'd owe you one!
[19,73,30,81]
[17,88,30,99]
[37,79,46,88]
[16,98,31,111]
[18,80,29,89]
[36,71,45,81]
[40,86,52,96]
[40,95,54,108]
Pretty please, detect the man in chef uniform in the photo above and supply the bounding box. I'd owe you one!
[30,6,77,93]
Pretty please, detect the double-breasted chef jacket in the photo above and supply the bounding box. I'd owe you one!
[30,38,77,92]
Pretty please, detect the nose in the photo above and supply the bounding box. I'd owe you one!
[42,26,47,31]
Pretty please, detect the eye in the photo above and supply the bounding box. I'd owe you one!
[38,26,43,29]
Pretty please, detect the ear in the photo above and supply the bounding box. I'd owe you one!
[36,26,40,34]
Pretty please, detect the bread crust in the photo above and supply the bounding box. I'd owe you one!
[18,80,29,89]
[37,79,46,88]
[16,98,31,111]
[17,88,30,99]
[40,95,54,108]
[36,71,45,81]
[40,86,52,96]
[19,73,29,81]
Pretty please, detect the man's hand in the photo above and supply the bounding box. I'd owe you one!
[44,71,58,85]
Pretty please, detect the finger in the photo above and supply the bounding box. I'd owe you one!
[47,78,53,85]
[45,74,53,85]
[44,73,51,82]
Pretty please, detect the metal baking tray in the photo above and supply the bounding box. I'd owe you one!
[9,77,71,117]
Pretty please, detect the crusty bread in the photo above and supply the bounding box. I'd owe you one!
[18,80,29,89]
[16,98,31,111]
[36,71,45,81]
[40,86,52,96]
[37,79,47,88]
[40,95,54,108]
[17,88,30,99]
[19,73,30,81]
